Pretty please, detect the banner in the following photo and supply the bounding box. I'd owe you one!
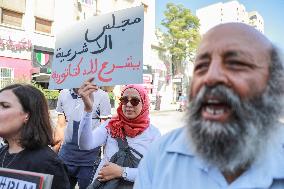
[49,6,144,89]
[0,168,53,189]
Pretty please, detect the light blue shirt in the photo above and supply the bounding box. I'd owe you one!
[134,126,284,189]
[78,111,161,182]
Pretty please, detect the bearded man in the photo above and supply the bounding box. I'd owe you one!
[134,23,284,189]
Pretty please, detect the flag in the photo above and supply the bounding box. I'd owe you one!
[36,52,50,66]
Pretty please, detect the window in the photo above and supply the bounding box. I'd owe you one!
[1,9,23,27]
[250,15,257,20]
[0,68,14,89]
[35,17,52,34]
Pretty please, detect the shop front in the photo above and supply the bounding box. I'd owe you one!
[31,45,54,88]
[0,32,33,88]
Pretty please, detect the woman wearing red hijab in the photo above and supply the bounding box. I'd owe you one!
[78,78,161,187]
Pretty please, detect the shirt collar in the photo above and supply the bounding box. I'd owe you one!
[165,125,284,186]
[70,89,80,99]
[165,127,210,172]
[165,127,193,156]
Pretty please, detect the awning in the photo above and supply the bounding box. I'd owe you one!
[32,73,50,83]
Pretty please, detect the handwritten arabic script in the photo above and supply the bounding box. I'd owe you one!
[51,56,141,84]
[55,13,141,63]
[49,6,144,89]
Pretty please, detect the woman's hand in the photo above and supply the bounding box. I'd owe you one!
[97,162,123,182]
[78,77,98,112]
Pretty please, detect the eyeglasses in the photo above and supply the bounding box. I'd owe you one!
[119,96,141,106]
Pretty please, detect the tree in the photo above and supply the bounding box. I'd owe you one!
[160,3,200,76]
[10,78,59,109]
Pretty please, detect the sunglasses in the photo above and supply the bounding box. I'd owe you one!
[119,96,141,106]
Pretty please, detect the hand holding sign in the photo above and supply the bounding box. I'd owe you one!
[78,77,98,113]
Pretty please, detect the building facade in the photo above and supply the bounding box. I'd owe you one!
[0,0,55,88]
[0,0,156,90]
[196,0,264,35]
[248,11,264,33]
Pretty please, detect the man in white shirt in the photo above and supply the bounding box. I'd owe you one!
[55,88,111,189]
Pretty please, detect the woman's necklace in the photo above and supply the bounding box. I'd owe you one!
[1,147,19,168]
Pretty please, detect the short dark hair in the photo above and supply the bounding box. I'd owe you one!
[0,84,54,149]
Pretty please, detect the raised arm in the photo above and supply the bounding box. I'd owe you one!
[78,78,98,113]
[78,78,107,150]
[78,111,108,150]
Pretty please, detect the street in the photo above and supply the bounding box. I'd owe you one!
[150,110,186,135]
[50,109,186,136]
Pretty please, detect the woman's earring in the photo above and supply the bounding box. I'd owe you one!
[24,115,29,124]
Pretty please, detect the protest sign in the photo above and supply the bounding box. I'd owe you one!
[0,168,53,189]
[49,6,144,89]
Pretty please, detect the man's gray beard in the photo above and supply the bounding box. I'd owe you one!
[186,85,281,173]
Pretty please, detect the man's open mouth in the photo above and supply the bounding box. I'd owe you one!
[201,97,231,122]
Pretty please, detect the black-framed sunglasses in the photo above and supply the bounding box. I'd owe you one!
[119,96,141,106]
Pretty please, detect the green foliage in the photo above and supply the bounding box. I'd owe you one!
[160,3,200,75]
[43,89,60,100]
[9,78,59,100]
[31,82,59,100]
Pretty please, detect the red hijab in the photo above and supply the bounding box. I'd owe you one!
[106,84,150,139]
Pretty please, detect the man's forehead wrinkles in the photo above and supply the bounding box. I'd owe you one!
[196,49,256,60]
[223,50,253,59]
[196,52,210,60]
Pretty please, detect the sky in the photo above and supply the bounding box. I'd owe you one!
[156,0,284,51]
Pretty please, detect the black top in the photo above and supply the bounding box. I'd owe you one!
[0,145,70,189]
